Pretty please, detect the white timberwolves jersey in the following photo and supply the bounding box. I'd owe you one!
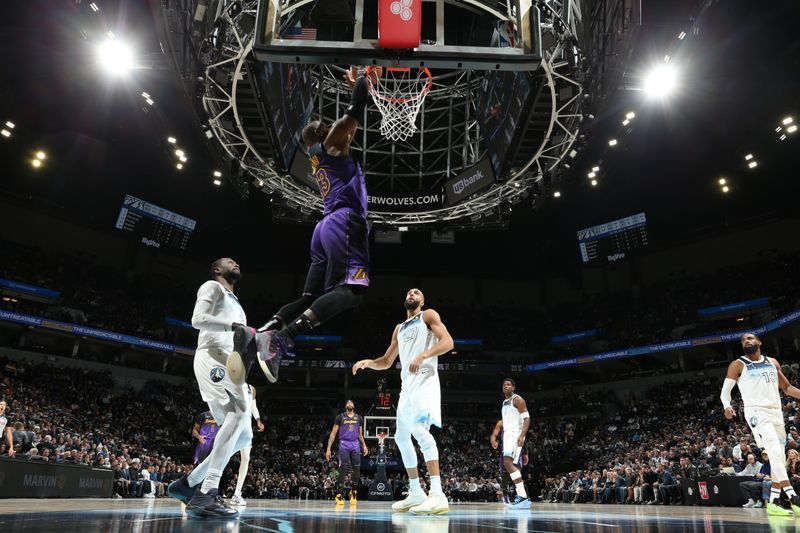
[397,310,438,383]
[195,280,247,353]
[502,394,523,435]
[737,355,782,410]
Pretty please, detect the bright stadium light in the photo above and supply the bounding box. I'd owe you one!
[591,180,598,187]
[748,161,758,169]
[643,64,678,98]
[35,151,46,160]
[744,154,753,161]
[4,121,14,129]
[96,39,134,75]
[722,185,730,193]
[553,191,561,198]
[0,129,9,138]
[626,112,635,120]
[213,170,222,178]
[179,155,187,163]
[588,172,596,178]
[176,163,183,170]
[783,117,794,125]
[592,166,600,172]
[212,179,222,186]
[167,136,177,144]
[175,149,185,157]
[31,159,42,169]
[718,178,726,185]
[608,139,618,147]
[788,125,798,134]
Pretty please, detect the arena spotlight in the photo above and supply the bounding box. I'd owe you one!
[0,129,10,138]
[625,112,636,120]
[591,180,598,187]
[96,39,134,75]
[643,64,678,98]
[213,170,222,178]
[744,154,753,161]
[722,185,730,193]
[30,159,42,169]
[592,166,600,172]
[718,178,726,185]
[782,117,794,126]
[176,163,183,170]
[175,149,185,157]
[608,139,618,147]
[748,161,758,169]
[179,155,188,163]
[167,136,177,144]
[553,191,561,198]
[788,125,798,134]
[587,172,596,178]
[4,121,14,129]
[212,179,222,186]
[35,151,46,160]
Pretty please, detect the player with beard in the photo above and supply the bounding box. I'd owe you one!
[353,288,454,515]
[326,399,369,506]
[225,67,381,387]
[167,258,253,519]
[721,332,800,516]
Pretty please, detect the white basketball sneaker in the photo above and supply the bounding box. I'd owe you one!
[229,493,247,506]
[392,491,428,512]
[410,491,450,515]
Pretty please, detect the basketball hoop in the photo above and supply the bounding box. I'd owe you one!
[367,66,432,142]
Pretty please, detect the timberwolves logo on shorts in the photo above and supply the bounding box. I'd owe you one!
[749,416,759,428]
[210,367,226,383]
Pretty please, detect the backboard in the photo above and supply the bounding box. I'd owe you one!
[254,0,542,70]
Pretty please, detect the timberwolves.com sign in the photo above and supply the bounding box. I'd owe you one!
[445,158,495,206]
[368,191,444,213]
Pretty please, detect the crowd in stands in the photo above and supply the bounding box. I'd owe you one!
[2,239,799,361]
[537,368,800,507]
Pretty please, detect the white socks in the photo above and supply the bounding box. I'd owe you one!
[510,470,527,498]
[430,475,442,494]
[409,477,423,494]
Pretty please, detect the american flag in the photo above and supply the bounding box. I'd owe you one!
[283,27,318,40]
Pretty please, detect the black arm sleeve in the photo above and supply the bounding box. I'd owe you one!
[334,414,343,426]
[344,76,369,120]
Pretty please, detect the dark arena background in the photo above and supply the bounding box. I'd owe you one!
[0,0,799,531]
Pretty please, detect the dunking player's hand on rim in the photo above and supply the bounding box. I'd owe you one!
[345,65,382,88]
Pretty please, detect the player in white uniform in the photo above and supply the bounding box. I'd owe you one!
[499,378,531,509]
[167,258,253,519]
[720,332,800,516]
[352,288,454,515]
[230,384,265,506]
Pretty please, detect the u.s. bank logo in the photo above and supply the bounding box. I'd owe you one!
[210,367,226,383]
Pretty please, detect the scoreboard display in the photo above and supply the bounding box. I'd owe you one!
[115,194,196,251]
[577,213,648,263]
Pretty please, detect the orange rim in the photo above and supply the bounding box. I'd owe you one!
[367,67,433,104]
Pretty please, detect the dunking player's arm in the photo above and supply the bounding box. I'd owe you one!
[514,396,531,448]
[490,420,503,450]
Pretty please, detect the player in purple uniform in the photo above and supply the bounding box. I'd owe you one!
[227,67,382,387]
[192,411,219,465]
[326,399,369,506]
[490,419,527,504]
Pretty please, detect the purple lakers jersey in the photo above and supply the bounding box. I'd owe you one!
[335,413,362,450]
[196,411,218,440]
[309,143,367,217]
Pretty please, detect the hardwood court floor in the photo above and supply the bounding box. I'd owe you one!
[0,499,796,532]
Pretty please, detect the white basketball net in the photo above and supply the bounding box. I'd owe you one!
[368,67,432,142]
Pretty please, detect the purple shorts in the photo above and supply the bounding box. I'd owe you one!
[304,208,370,295]
[339,446,361,471]
[194,438,215,465]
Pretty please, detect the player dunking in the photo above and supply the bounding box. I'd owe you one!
[490,418,527,504]
[721,332,800,516]
[353,288,454,515]
[498,378,531,509]
[192,411,218,465]
[227,67,381,387]
[167,258,253,519]
[230,384,265,506]
[325,399,369,506]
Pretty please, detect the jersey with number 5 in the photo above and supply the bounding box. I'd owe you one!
[736,355,781,410]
